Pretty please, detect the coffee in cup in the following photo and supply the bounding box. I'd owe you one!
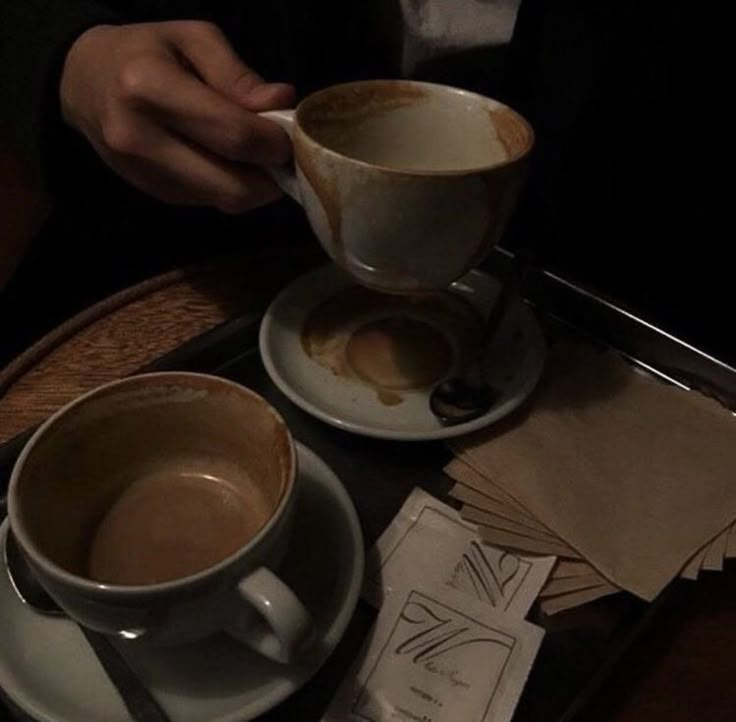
[86,455,274,586]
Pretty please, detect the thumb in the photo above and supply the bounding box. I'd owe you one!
[164,21,293,107]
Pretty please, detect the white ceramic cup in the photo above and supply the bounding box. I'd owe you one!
[262,79,534,293]
[8,373,313,663]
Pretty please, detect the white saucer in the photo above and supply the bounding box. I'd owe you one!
[260,265,546,440]
[0,444,364,722]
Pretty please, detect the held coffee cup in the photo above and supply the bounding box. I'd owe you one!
[8,373,313,663]
[263,79,534,293]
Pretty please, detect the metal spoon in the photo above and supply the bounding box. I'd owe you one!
[3,530,171,722]
[430,249,533,425]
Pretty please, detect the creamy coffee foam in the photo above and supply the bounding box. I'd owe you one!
[87,470,271,585]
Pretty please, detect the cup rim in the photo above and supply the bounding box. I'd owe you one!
[294,79,535,177]
[7,372,297,597]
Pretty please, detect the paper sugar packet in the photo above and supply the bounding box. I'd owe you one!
[364,488,555,618]
[323,580,544,722]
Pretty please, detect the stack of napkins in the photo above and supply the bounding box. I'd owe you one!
[447,342,736,614]
[322,489,552,722]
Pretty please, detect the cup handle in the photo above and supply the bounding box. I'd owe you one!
[228,566,314,664]
[259,110,302,204]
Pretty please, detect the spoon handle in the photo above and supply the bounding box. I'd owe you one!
[480,247,535,351]
[5,529,169,721]
[80,627,171,722]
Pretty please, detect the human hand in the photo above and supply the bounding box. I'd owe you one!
[60,21,295,213]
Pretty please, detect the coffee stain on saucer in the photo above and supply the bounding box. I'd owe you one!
[376,389,404,407]
[301,286,483,406]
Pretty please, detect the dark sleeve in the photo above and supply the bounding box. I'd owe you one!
[0,0,123,188]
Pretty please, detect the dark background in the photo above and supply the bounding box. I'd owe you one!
[2,0,734,367]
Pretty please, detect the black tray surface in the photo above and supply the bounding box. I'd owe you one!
[0,307,658,722]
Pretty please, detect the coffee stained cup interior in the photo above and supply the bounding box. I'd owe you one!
[297,80,531,173]
[14,377,292,586]
[265,80,534,293]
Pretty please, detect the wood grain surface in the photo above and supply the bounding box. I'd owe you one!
[0,244,320,444]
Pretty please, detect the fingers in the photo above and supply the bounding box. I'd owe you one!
[237,82,296,112]
[115,52,292,165]
[59,20,294,214]
[162,21,296,108]
[97,114,283,213]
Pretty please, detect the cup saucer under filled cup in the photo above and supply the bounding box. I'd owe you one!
[0,443,363,722]
[259,264,546,441]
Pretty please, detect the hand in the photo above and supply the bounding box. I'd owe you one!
[59,21,295,213]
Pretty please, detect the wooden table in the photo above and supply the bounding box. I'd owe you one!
[1,249,733,722]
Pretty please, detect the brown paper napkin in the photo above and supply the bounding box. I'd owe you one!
[539,573,607,597]
[680,543,710,581]
[476,525,582,558]
[728,524,736,559]
[450,482,552,534]
[447,415,727,611]
[451,465,720,585]
[462,506,560,540]
[540,583,619,615]
[447,460,581,558]
[450,349,736,601]
[550,560,598,579]
[447,459,619,607]
[702,529,729,572]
